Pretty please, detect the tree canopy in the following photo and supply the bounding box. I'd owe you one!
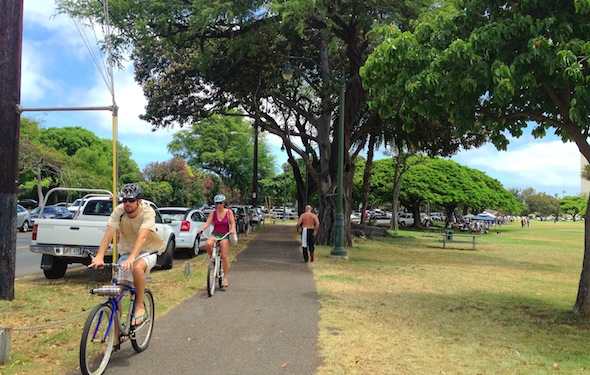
[167,114,275,201]
[55,0,444,246]
[367,156,522,223]
[361,0,590,316]
[18,120,140,202]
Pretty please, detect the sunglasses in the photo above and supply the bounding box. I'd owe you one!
[122,198,137,203]
[216,202,224,205]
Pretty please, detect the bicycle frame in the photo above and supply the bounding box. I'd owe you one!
[90,281,137,339]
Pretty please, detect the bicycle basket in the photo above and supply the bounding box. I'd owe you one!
[91,285,125,296]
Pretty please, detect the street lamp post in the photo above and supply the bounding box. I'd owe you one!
[282,57,348,259]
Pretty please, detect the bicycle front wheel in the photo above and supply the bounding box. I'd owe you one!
[131,288,155,352]
[80,303,115,375]
[207,256,217,296]
[218,258,224,288]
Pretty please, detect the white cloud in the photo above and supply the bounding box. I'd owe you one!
[21,40,56,101]
[452,139,580,195]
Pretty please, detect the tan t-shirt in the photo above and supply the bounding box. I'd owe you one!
[107,201,165,255]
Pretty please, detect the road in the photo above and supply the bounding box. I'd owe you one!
[15,232,42,277]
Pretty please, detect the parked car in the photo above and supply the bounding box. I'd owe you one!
[230,205,251,233]
[67,198,87,213]
[17,204,31,232]
[159,207,212,257]
[350,212,361,224]
[370,211,392,227]
[18,198,38,209]
[397,213,414,226]
[30,205,74,224]
[249,207,265,225]
[270,207,284,220]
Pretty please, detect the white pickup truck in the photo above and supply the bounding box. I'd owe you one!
[30,188,176,279]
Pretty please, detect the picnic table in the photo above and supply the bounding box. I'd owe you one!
[438,231,478,250]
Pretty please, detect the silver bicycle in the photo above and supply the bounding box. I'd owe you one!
[199,233,229,297]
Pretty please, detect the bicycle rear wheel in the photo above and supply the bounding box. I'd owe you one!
[207,255,217,296]
[131,289,155,352]
[80,303,115,375]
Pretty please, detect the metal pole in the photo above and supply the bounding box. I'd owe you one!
[251,122,259,207]
[330,81,347,258]
[305,164,309,206]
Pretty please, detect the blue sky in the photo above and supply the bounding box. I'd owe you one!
[21,3,582,197]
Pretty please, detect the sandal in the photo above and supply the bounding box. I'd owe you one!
[132,312,147,327]
[222,279,228,288]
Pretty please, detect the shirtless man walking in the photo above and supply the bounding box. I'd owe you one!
[296,205,320,262]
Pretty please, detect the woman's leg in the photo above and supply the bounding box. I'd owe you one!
[205,238,214,257]
[220,239,229,286]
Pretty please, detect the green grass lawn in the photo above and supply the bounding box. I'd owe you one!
[311,220,590,375]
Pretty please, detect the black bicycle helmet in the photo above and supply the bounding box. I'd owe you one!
[120,183,143,199]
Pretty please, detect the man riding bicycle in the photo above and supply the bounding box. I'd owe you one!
[89,183,164,326]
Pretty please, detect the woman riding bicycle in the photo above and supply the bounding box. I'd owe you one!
[198,194,236,287]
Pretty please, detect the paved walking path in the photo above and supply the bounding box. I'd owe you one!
[103,225,321,374]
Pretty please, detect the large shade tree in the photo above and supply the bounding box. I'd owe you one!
[56,0,442,247]
[368,157,521,225]
[560,195,587,220]
[361,0,590,316]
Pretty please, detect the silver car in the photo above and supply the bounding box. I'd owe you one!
[17,204,31,232]
[159,207,212,257]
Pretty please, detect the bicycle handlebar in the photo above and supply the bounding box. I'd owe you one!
[88,251,158,270]
[197,232,231,241]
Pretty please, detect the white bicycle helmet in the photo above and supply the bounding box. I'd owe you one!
[120,183,143,199]
[214,194,226,203]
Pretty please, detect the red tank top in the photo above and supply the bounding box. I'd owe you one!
[212,210,230,235]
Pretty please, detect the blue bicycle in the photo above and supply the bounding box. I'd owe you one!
[79,261,155,375]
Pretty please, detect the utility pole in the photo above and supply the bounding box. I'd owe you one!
[0,0,24,300]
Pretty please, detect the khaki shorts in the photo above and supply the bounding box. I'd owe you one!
[115,252,157,282]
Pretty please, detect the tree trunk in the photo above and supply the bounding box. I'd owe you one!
[573,197,590,317]
[360,135,376,225]
[390,155,403,231]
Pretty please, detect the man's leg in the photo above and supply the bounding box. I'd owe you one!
[131,259,148,324]
[308,228,315,262]
[301,229,309,262]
